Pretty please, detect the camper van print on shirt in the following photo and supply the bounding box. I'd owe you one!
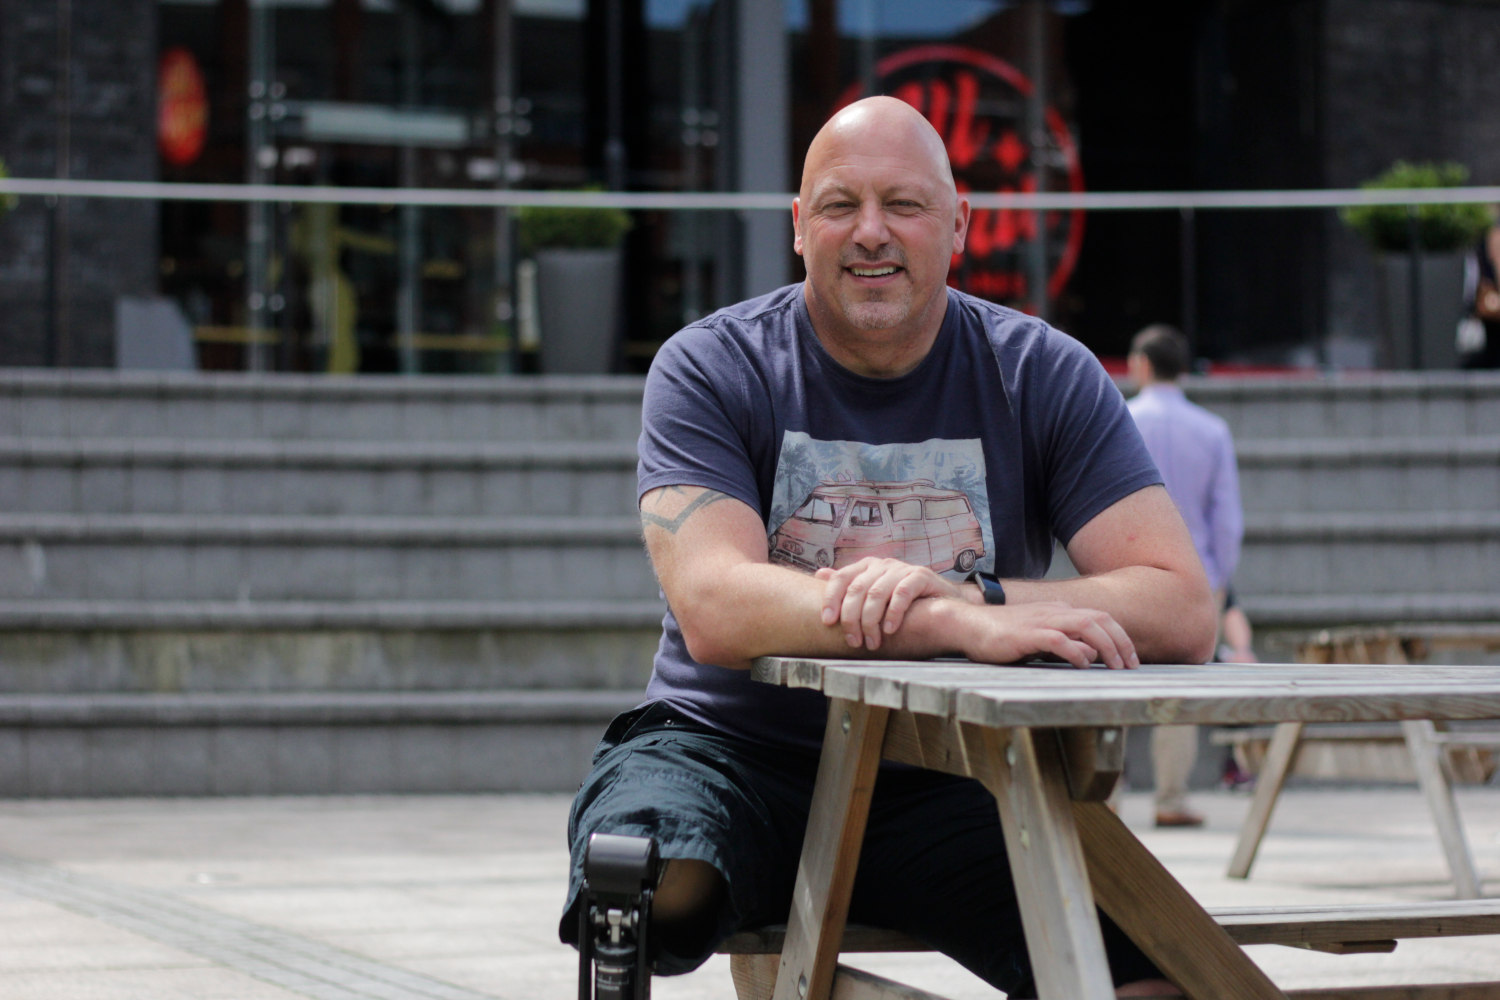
[766,432,992,576]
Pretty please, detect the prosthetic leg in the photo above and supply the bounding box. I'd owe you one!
[578,833,660,1000]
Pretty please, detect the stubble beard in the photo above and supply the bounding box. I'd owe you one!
[834,249,912,333]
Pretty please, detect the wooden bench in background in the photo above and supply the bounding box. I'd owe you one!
[1221,625,1500,900]
[718,899,1500,1000]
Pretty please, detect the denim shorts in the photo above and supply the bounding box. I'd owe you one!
[558,700,1158,996]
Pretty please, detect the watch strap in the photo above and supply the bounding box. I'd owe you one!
[966,570,1007,605]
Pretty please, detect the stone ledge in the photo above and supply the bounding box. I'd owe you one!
[1243,592,1500,628]
[0,598,667,630]
[1236,435,1500,463]
[0,512,643,544]
[0,688,641,727]
[0,436,639,467]
[1244,510,1500,540]
[0,368,648,401]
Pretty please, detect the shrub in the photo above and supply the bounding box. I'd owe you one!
[516,194,631,255]
[1340,161,1492,252]
[0,159,17,219]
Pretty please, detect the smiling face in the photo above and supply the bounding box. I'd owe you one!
[793,97,969,376]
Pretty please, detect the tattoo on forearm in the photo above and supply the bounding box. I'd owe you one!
[641,487,732,535]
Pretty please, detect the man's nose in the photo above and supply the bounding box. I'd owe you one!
[850,201,890,249]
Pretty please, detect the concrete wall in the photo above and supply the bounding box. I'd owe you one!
[0,0,159,367]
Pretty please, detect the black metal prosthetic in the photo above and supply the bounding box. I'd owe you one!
[578,833,660,1000]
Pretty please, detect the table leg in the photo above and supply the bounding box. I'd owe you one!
[772,698,889,1000]
[963,722,1117,999]
[1227,721,1304,879]
[1076,801,1289,1000]
[1402,719,1482,899]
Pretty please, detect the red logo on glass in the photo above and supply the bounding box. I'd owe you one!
[158,48,209,168]
[836,45,1085,310]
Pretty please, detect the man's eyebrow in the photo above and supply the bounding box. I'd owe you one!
[808,180,855,202]
[810,180,933,204]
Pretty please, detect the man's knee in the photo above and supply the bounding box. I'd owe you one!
[653,857,725,922]
[652,857,726,956]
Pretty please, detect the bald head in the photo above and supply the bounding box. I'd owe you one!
[800,96,957,204]
[791,96,969,377]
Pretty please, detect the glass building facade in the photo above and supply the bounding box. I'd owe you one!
[5,0,1500,373]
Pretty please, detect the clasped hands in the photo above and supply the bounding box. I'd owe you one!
[814,557,1138,670]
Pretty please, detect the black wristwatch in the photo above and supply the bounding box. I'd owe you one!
[966,570,1007,605]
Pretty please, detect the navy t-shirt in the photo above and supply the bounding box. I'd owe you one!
[636,283,1161,750]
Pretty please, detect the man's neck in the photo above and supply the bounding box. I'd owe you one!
[804,289,948,379]
[1139,379,1182,393]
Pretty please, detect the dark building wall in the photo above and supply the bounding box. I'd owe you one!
[0,0,159,367]
[1322,0,1500,355]
[1191,0,1326,364]
[1062,2,1200,357]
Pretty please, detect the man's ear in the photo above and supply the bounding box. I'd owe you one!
[952,197,971,255]
[792,197,804,255]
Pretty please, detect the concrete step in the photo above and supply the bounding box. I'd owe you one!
[0,514,657,602]
[1240,590,1500,630]
[1187,371,1500,441]
[1236,436,1500,513]
[0,437,638,517]
[0,598,664,696]
[0,689,639,796]
[1238,511,1500,597]
[0,370,645,443]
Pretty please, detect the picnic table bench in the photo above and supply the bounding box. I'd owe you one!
[722,898,1500,999]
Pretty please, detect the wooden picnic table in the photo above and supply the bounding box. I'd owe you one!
[749,656,1500,1000]
[1225,625,1500,899]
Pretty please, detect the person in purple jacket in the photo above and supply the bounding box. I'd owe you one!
[1127,323,1244,827]
[561,96,1214,998]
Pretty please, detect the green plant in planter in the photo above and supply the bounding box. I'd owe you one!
[1340,161,1492,253]
[0,158,18,220]
[516,195,631,256]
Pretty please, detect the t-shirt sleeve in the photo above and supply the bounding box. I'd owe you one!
[637,324,765,518]
[1032,333,1163,545]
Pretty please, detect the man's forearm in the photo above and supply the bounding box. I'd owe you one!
[683,562,969,670]
[1001,567,1215,664]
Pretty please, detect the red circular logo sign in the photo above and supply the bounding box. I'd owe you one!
[158,48,209,168]
[836,45,1086,310]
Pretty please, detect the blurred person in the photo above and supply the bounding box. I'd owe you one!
[1218,587,1259,789]
[1460,217,1500,369]
[1219,588,1257,664]
[1127,324,1244,827]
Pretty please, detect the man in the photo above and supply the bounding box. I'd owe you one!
[561,96,1215,998]
[1126,324,1245,827]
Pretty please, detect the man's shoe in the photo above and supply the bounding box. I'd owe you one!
[1154,810,1205,829]
[1222,757,1255,791]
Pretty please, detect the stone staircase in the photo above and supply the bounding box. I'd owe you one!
[1188,371,1500,658]
[2,368,1498,796]
[0,370,661,796]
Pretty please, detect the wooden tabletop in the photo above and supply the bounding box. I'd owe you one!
[752,657,1500,729]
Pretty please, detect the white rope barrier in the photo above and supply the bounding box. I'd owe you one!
[4,176,1500,212]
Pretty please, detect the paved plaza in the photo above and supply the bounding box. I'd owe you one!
[0,785,1497,999]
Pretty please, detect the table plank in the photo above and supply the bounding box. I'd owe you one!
[954,686,1500,729]
[1227,722,1304,879]
[814,662,1500,722]
[1074,801,1289,1000]
[964,721,1118,998]
[772,699,889,1000]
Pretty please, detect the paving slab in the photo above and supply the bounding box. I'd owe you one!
[0,786,1496,999]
